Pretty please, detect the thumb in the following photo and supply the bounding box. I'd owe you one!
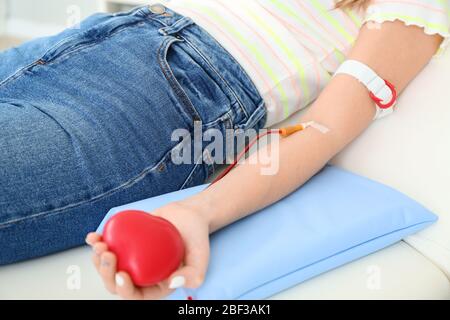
[168,238,209,290]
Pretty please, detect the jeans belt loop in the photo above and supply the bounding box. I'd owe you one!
[158,16,195,36]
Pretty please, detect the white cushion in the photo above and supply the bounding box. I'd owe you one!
[271,241,450,300]
[0,247,117,300]
[0,241,447,299]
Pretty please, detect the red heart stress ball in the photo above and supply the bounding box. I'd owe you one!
[103,210,185,287]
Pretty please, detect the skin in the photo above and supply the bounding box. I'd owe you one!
[86,20,442,299]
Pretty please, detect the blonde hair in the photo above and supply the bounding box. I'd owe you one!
[335,0,371,9]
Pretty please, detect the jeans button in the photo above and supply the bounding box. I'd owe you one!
[149,4,166,15]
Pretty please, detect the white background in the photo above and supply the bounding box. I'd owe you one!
[0,0,148,38]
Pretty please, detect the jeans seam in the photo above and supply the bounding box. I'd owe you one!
[180,110,235,185]
[182,37,250,120]
[201,107,234,129]
[158,36,202,122]
[0,60,41,88]
[41,41,100,67]
[234,100,267,130]
[180,155,204,190]
[0,22,143,88]
[0,147,175,229]
[41,22,143,65]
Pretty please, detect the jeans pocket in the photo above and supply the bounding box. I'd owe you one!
[158,35,234,126]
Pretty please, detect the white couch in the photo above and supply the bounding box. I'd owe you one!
[1,47,449,300]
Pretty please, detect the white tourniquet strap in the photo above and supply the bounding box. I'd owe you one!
[334,60,396,120]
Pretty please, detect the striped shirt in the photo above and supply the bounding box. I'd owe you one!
[163,0,450,126]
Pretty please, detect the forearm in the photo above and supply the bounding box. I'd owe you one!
[187,74,373,233]
[183,21,442,233]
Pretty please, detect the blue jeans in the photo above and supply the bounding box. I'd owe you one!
[0,5,266,264]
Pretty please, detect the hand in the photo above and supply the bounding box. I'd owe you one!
[86,201,211,300]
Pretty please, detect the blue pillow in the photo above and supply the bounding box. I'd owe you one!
[97,165,437,300]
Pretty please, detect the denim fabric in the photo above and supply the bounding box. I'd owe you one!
[0,5,267,264]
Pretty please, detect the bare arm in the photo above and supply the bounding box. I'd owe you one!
[89,20,443,298]
[185,20,443,233]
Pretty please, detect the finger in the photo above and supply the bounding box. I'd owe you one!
[169,238,210,289]
[85,232,102,246]
[93,242,108,255]
[141,282,172,300]
[114,272,143,300]
[114,272,169,300]
[91,252,101,271]
[168,266,201,290]
[99,251,117,294]
[92,242,108,271]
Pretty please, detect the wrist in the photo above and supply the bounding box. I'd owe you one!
[177,193,216,232]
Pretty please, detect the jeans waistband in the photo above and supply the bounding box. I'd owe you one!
[132,4,267,129]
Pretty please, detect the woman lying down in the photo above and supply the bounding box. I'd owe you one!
[0,0,448,299]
